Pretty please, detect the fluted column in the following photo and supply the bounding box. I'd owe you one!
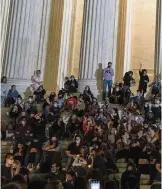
[155,0,162,75]
[123,0,133,73]
[78,0,119,97]
[57,0,73,89]
[115,0,127,83]
[1,0,51,96]
[1,0,11,68]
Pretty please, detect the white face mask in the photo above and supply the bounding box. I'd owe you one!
[28,99,33,103]
[116,87,119,91]
[21,121,26,126]
[75,138,80,145]
[54,104,57,107]
[156,101,160,104]
[145,103,148,107]
[17,99,22,104]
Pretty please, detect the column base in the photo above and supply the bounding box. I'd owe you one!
[78,79,103,100]
[6,78,32,98]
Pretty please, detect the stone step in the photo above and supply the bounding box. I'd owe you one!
[116,162,127,168]
[140,174,150,180]
[140,185,151,189]
[118,167,125,173]
[1,140,13,145]
[116,159,125,163]
[140,179,149,185]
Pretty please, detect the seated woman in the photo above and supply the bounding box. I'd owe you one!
[14,116,33,142]
[150,75,161,97]
[24,138,42,171]
[72,146,88,177]
[83,86,93,104]
[57,93,64,108]
[8,96,24,123]
[24,96,37,115]
[121,162,140,189]
[138,143,157,184]
[64,77,71,91]
[133,90,145,108]
[30,70,43,92]
[5,85,19,107]
[43,92,56,109]
[33,85,46,104]
[1,76,7,106]
[109,83,123,104]
[116,132,131,160]
[41,137,60,169]
[69,75,78,93]
[12,160,21,177]
[13,140,26,166]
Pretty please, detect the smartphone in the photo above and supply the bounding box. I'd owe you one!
[90,180,100,189]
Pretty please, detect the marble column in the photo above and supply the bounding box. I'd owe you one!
[78,0,119,97]
[123,0,133,74]
[57,0,73,89]
[1,0,11,68]
[115,0,127,83]
[1,0,51,96]
[155,0,162,75]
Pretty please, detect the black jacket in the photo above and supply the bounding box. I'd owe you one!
[123,72,134,86]
[121,171,140,189]
[69,79,78,93]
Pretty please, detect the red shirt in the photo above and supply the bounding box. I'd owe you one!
[66,98,77,105]
[82,120,89,133]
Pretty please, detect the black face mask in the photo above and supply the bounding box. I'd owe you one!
[13,168,16,171]
[50,95,55,100]
[58,96,62,99]
[146,148,152,153]
[108,65,111,68]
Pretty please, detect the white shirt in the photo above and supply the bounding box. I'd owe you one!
[1,83,7,97]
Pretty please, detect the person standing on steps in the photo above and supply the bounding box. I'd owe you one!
[103,62,114,100]
[138,63,149,96]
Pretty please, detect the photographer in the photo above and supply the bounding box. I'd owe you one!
[103,62,114,100]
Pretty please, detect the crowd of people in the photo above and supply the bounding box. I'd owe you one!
[1,64,161,189]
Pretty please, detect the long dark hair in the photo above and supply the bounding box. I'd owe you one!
[1,76,7,83]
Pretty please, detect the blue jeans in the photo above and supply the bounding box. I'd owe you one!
[103,80,112,94]
[1,96,5,106]
[24,152,41,167]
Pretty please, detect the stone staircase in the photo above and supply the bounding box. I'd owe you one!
[1,140,152,189]
[116,158,151,189]
[1,140,13,163]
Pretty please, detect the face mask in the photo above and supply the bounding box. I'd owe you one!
[108,65,111,68]
[33,139,38,142]
[21,121,26,126]
[146,148,152,153]
[116,87,119,91]
[71,77,74,81]
[85,87,89,91]
[17,99,22,104]
[54,104,57,107]
[28,99,32,103]
[145,103,148,107]
[136,93,140,96]
[76,138,80,145]
[13,168,16,171]
[143,72,146,75]
[58,96,62,99]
